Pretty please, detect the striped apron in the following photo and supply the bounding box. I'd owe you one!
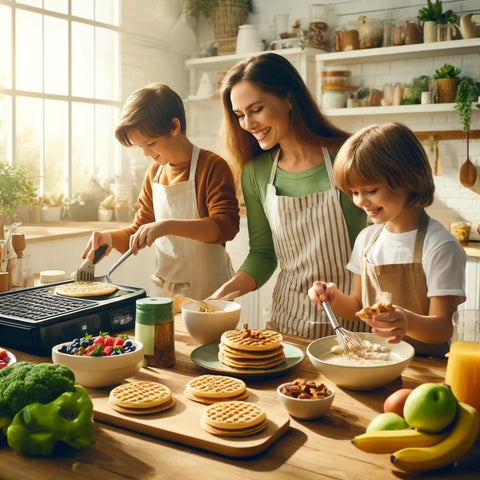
[265,148,364,338]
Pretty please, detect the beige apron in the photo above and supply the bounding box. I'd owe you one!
[362,210,449,357]
[150,145,234,300]
[265,148,365,338]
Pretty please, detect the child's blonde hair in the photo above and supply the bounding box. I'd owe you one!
[333,122,434,208]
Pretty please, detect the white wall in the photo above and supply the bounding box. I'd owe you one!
[119,0,480,230]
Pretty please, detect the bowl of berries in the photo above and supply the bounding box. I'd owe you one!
[52,333,143,388]
[0,347,17,370]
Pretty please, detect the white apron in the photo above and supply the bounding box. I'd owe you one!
[150,145,234,300]
[265,148,364,338]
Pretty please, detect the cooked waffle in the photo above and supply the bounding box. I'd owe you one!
[357,302,394,319]
[200,401,267,436]
[218,348,285,369]
[109,397,175,415]
[55,281,117,298]
[109,381,172,409]
[220,323,283,352]
[219,343,285,360]
[185,375,246,399]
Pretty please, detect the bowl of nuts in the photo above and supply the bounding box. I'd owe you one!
[276,378,334,420]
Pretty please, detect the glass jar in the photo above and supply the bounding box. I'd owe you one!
[111,183,133,222]
[135,297,175,368]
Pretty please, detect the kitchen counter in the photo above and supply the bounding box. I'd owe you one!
[1,318,479,480]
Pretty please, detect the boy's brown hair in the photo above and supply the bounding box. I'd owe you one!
[333,122,435,208]
[115,82,186,146]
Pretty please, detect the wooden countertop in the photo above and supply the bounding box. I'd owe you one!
[2,319,479,480]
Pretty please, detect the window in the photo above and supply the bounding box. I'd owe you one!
[0,0,121,201]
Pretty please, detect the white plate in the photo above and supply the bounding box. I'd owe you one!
[190,342,305,379]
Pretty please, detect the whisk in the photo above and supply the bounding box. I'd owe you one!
[322,301,365,357]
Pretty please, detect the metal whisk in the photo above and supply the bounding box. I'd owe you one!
[322,301,365,357]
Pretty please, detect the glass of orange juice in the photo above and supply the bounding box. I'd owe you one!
[445,309,480,411]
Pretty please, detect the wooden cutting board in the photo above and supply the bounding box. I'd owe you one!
[87,367,290,458]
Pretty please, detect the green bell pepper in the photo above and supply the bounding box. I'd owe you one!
[6,385,95,456]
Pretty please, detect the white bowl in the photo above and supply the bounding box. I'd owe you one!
[182,300,241,345]
[307,333,415,391]
[276,382,335,420]
[0,349,17,370]
[52,340,143,388]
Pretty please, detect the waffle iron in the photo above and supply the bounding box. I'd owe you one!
[0,281,146,356]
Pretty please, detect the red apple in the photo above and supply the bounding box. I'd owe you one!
[383,388,413,417]
[403,383,457,433]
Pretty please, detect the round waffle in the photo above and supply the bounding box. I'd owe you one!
[185,374,246,399]
[356,302,394,319]
[218,347,285,369]
[200,401,267,436]
[109,381,172,410]
[221,324,283,352]
[55,281,117,298]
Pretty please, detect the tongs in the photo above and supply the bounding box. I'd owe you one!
[93,249,132,283]
[72,245,108,281]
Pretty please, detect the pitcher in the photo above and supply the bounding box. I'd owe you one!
[445,309,480,410]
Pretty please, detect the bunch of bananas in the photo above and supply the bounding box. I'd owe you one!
[352,401,479,472]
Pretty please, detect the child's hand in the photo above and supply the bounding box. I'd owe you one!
[308,281,338,309]
[362,306,408,344]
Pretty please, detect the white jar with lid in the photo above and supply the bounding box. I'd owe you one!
[321,87,347,109]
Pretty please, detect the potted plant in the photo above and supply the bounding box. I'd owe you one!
[418,0,458,42]
[455,77,480,187]
[98,194,115,222]
[0,162,37,228]
[40,193,64,222]
[186,0,252,55]
[433,63,461,103]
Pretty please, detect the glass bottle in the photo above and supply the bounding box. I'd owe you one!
[135,297,175,368]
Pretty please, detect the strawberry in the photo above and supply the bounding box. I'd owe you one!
[113,337,124,347]
[103,345,113,356]
[104,335,114,346]
[0,348,8,361]
[93,336,105,346]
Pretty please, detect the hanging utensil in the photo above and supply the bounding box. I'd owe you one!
[459,131,477,187]
[322,300,365,357]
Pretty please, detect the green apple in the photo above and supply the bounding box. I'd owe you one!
[366,412,409,433]
[403,383,457,433]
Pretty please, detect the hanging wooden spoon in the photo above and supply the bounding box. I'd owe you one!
[459,131,477,188]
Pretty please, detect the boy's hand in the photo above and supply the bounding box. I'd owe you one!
[359,306,408,344]
[308,281,338,309]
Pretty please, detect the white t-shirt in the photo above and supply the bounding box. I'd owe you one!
[347,218,466,298]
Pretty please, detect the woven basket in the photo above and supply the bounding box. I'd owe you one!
[216,36,237,55]
[211,1,249,45]
[436,78,459,103]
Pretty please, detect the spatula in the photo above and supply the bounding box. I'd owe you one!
[72,245,108,281]
[94,249,132,283]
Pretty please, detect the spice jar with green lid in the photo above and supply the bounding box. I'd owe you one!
[135,297,175,368]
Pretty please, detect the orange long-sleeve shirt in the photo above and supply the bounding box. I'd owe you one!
[110,149,240,252]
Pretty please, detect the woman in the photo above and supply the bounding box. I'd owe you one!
[211,53,366,338]
[82,83,239,300]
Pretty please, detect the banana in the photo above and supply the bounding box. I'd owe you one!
[391,402,480,472]
[352,428,448,453]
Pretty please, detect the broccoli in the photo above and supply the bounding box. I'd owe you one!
[0,362,75,439]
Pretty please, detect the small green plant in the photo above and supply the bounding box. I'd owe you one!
[418,0,458,24]
[186,0,252,18]
[0,163,38,217]
[455,77,480,134]
[433,64,461,79]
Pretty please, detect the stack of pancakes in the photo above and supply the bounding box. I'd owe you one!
[184,374,249,404]
[201,400,267,437]
[218,323,285,370]
[108,380,175,415]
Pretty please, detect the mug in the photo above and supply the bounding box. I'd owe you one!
[445,310,480,410]
[334,29,359,51]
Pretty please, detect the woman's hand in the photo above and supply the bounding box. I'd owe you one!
[308,281,338,309]
[361,306,408,344]
[82,231,112,263]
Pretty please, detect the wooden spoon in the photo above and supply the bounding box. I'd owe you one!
[459,131,477,188]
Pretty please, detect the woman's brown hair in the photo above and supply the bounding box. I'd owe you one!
[115,82,186,146]
[219,53,350,169]
[333,122,435,208]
